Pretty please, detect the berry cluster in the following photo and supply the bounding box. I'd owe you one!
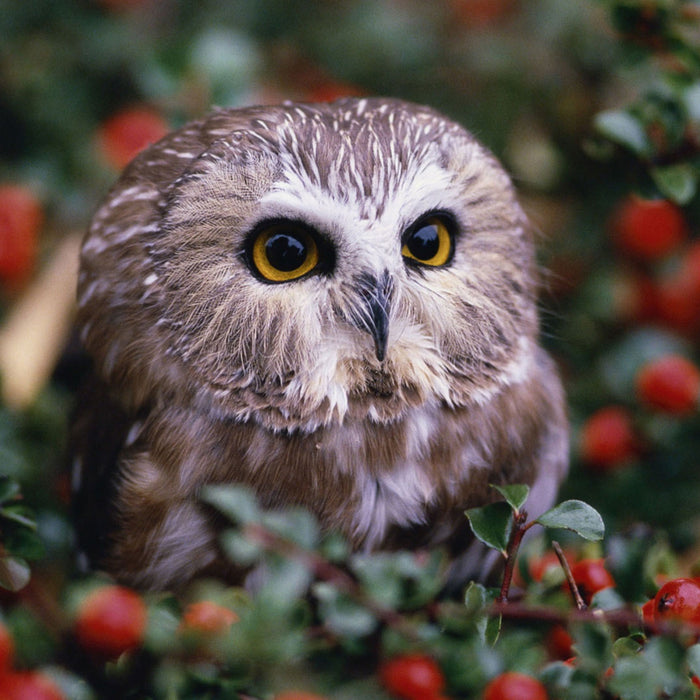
[578,196,700,475]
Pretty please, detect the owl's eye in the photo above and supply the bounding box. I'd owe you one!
[250,223,320,282]
[401,215,453,267]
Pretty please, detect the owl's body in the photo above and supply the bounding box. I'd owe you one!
[72,98,568,589]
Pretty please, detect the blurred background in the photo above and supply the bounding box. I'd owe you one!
[1,0,700,587]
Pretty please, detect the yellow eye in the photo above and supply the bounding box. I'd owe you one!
[251,224,320,282]
[401,216,453,267]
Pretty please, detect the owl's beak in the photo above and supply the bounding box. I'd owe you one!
[355,270,392,362]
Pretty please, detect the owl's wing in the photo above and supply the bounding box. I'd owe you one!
[69,376,143,573]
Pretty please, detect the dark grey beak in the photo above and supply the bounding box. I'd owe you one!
[355,270,393,362]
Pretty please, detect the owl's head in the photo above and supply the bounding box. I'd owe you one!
[78,98,540,432]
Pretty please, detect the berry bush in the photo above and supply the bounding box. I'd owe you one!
[1,0,700,698]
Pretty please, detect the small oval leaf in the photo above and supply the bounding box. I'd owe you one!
[465,502,513,554]
[687,643,700,678]
[594,109,651,156]
[651,163,698,205]
[536,500,605,541]
[0,477,21,504]
[492,483,530,511]
[200,484,260,525]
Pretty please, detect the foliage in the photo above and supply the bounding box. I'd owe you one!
[1,0,700,697]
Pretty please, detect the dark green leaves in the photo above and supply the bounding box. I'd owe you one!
[465,485,605,557]
[0,476,42,591]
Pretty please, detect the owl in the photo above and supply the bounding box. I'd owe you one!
[70,97,568,590]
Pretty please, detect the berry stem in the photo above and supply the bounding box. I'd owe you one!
[498,510,531,603]
[553,540,586,611]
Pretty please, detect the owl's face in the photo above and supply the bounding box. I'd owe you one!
[78,99,538,432]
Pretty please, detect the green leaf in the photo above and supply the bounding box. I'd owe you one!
[200,484,260,525]
[594,109,651,156]
[258,555,313,607]
[536,500,604,541]
[464,580,488,615]
[320,532,350,562]
[651,164,698,205]
[687,644,700,679]
[144,601,181,655]
[352,550,445,610]
[463,581,501,645]
[591,586,625,611]
[480,611,502,647]
[314,582,377,638]
[4,527,44,560]
[491,483,529,511]
[0,477,20,504]
[262,508,319,549]
[613,635,643,659]
[1,503,38,531]
[0,556,30,592]
[608,637,685,700]
[572,623,614,678]
[466,501,513,554]
[351,553,404,609]
[683,83,700,122]
[219,530,263,566]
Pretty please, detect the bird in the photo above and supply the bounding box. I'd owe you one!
[70,97,568,590]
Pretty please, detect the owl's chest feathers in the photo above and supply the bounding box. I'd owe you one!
[136,392,530,553]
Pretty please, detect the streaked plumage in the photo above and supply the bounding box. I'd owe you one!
[71,98,568,589]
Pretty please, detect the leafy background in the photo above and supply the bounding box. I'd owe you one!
[1,0,700,698]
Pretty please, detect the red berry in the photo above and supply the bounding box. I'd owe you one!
[613,195,686,261]
[180,600,239,635]
[653,578,700,625]
[580,406,637,471]
[515,549,577,588]
[98,106,169,170]
[306,81,363,103]
[483,672,548,700]
[449,0,518,27]
[74,585,147,659]
[380,653,445,700]
[641,598,656,625]
[0,620,14,670]
[0,670,65,700]
[636,355,700,415]
[0,184,42,287]
[546,624,573,660]
[527,551,564,583]
[570,559,615,604]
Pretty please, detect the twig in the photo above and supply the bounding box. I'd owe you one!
[490,600,638,628]
[553,540,586,611]
[498,510,531,603]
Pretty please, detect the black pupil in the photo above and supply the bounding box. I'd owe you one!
[266,232,307,271]
[407,224,440,260]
